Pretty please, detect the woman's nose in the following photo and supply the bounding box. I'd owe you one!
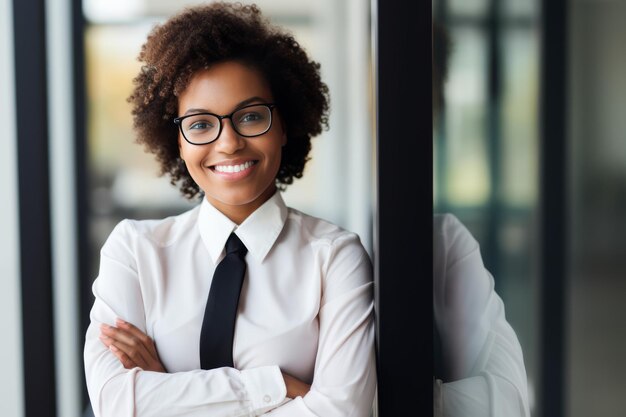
[215,118,245,153]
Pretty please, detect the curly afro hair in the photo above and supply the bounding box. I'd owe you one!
[128,2,330,199]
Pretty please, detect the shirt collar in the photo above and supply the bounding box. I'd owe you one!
[198,191,288,265]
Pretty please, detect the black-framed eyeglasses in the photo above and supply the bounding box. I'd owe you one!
[173,103,276,145]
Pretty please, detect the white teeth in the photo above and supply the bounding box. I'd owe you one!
[214,161,254,173]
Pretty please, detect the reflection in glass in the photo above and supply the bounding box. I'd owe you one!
[448,0,489,18]
[501,30,538,207]
[433,0,539,413]
[442,28,490,207]
[498,25,539,412]
[501,0,536,19]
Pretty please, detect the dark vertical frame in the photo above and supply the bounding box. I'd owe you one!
[70,0,91,410]
[539,0,568,416]
[13,0,57,415]
[373,0,432,415]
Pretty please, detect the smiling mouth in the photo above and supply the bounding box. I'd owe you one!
[210,160,258,173]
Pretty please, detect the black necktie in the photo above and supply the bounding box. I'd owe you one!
[200,233,248,369]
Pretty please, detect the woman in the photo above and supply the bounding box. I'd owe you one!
[84,3,376,416]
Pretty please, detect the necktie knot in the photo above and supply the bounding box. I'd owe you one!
[225,233,248,257]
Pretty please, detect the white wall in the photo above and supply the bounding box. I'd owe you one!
[0,0,25,415]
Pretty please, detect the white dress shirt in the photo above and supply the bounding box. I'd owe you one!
[433,214,530,417]
[84,191,376,417]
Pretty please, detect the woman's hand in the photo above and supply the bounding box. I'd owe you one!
[281,372,311,399]
[99,318,166,373]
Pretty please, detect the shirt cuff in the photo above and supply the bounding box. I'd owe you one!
[240,365,287,414]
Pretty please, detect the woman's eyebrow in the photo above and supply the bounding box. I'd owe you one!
[182,96,268,116]
[183,108,208,116]
[235,96,266,108]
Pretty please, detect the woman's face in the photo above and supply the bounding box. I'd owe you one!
[177,61,286,223]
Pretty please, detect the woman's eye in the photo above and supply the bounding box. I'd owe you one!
[239,112,264,124]
[188,120,214,131]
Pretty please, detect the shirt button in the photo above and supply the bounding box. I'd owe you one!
[263,395,271,403]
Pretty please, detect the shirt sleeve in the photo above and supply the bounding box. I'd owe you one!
[264,233,377,417]
[84,220,287,417]
[433,214,530,417]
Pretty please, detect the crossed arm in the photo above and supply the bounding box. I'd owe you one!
[99,319,311,399]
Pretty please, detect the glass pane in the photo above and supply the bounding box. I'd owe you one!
[434,18,541,414]
[497,25,540,415]
[568,3,626,416]
[502,0,538,19]
[448,0,489,18]
[500,29,539,206]
[443,27,489,207]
